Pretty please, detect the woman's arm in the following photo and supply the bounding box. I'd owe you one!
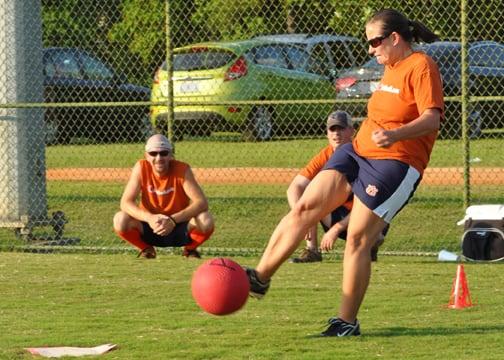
[371,108,441,148]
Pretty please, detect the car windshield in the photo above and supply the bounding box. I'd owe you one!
[422,45,461,66]
[171,48,235,71]
[80,52,114,81]
[469,44,504,67]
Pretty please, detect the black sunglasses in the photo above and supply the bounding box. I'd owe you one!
[367,32,392,48]
[148,150,171,157]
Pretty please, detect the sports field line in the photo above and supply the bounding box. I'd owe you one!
[46,167,504,185]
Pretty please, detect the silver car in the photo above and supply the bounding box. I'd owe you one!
[254,34,368,79]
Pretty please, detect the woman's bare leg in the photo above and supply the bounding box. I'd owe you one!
[256,170,352,280]
[338,196,387,323]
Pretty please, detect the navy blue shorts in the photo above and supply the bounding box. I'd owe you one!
[320,206,390,240]
[323,143,421,223]
[141,221,190,247]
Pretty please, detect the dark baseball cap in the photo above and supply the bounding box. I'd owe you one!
[327,111,352,129]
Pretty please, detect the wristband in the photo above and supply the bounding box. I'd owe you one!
[167,215,177,226]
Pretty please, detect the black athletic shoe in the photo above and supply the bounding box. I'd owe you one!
[244,267,270,299]
[321,317,361,337]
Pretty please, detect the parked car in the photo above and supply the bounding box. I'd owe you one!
[254,33,368,79]
[150,35,366,141]
[335,41,504,139]
[43,47,151,144]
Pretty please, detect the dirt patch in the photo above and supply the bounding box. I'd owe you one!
[46,167,504,185]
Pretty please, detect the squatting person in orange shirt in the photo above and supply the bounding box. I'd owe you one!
[289,111,387,263]
[244,8,444,337]
[113,134,214,259]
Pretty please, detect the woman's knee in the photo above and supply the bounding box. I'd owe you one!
[345,232,374,253]
[291,201,319,227]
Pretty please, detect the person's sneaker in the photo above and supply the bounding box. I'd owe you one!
[183,248,201,259]
[290,248,322,263]
[320,317,361,337]
[244,267,270,299]
[137,246,156,259]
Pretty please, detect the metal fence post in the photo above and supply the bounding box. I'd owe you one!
[460,0,471,208]
[165,0,175,147]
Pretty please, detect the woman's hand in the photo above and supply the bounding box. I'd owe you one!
[372,129,396,148]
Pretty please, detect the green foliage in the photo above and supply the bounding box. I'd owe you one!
[192,0,279,40]
[108,0,164,63]
[42,0,122,52]
[40,0,504,88]
[467,0,504,42]
[107,0,166,84]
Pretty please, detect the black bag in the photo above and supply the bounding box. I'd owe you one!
[458,205,504,262]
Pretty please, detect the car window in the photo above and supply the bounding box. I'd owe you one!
[251,45,288,69]
[307,43,330,76]
[348,41,369,66]
[328,41,353,69]
[469,44,504,68]
[45,51,81,79]
[173,48,235,71]
[284,46,309,70]
[425,46,461,74]
[80,53,114,81]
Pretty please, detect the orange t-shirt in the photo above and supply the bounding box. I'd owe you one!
[138,159,190,216]
[299,145,334,180]
[353,51,444,174]
[299,145,352,211]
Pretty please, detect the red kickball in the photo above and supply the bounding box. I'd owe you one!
[191,257,250,315]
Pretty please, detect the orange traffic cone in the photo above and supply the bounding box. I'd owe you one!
[448,264,473,309]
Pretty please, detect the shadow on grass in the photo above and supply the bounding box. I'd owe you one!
[304,324,504,339]
[370,324,504,337]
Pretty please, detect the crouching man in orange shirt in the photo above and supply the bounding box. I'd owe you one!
[113,134,214,259]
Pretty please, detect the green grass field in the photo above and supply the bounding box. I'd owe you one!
[1,253,504,359]
[1,137,503,253]
[0,179,500,253]
[44,137,504,168]
[1,137,503,359]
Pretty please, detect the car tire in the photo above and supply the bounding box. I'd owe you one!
[243,105,273,141]
[125,114,155,143]
[45,119,59,145]
[140,115,156,140]
[155,120,184,142]
[45,117,70,145]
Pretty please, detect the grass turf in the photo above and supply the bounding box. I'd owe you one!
[1,253,504,359]
[44,138,504,168]
[0,181,502,253]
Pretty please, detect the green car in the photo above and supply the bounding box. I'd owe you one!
[151,37,361,140]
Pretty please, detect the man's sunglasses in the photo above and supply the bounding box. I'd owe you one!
[148,150,171,157]
[367,32,391,48]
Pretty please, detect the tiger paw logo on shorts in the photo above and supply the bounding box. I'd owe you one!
[366,184,379,197]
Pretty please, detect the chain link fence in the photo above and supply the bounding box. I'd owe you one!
[0,0,502,256]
